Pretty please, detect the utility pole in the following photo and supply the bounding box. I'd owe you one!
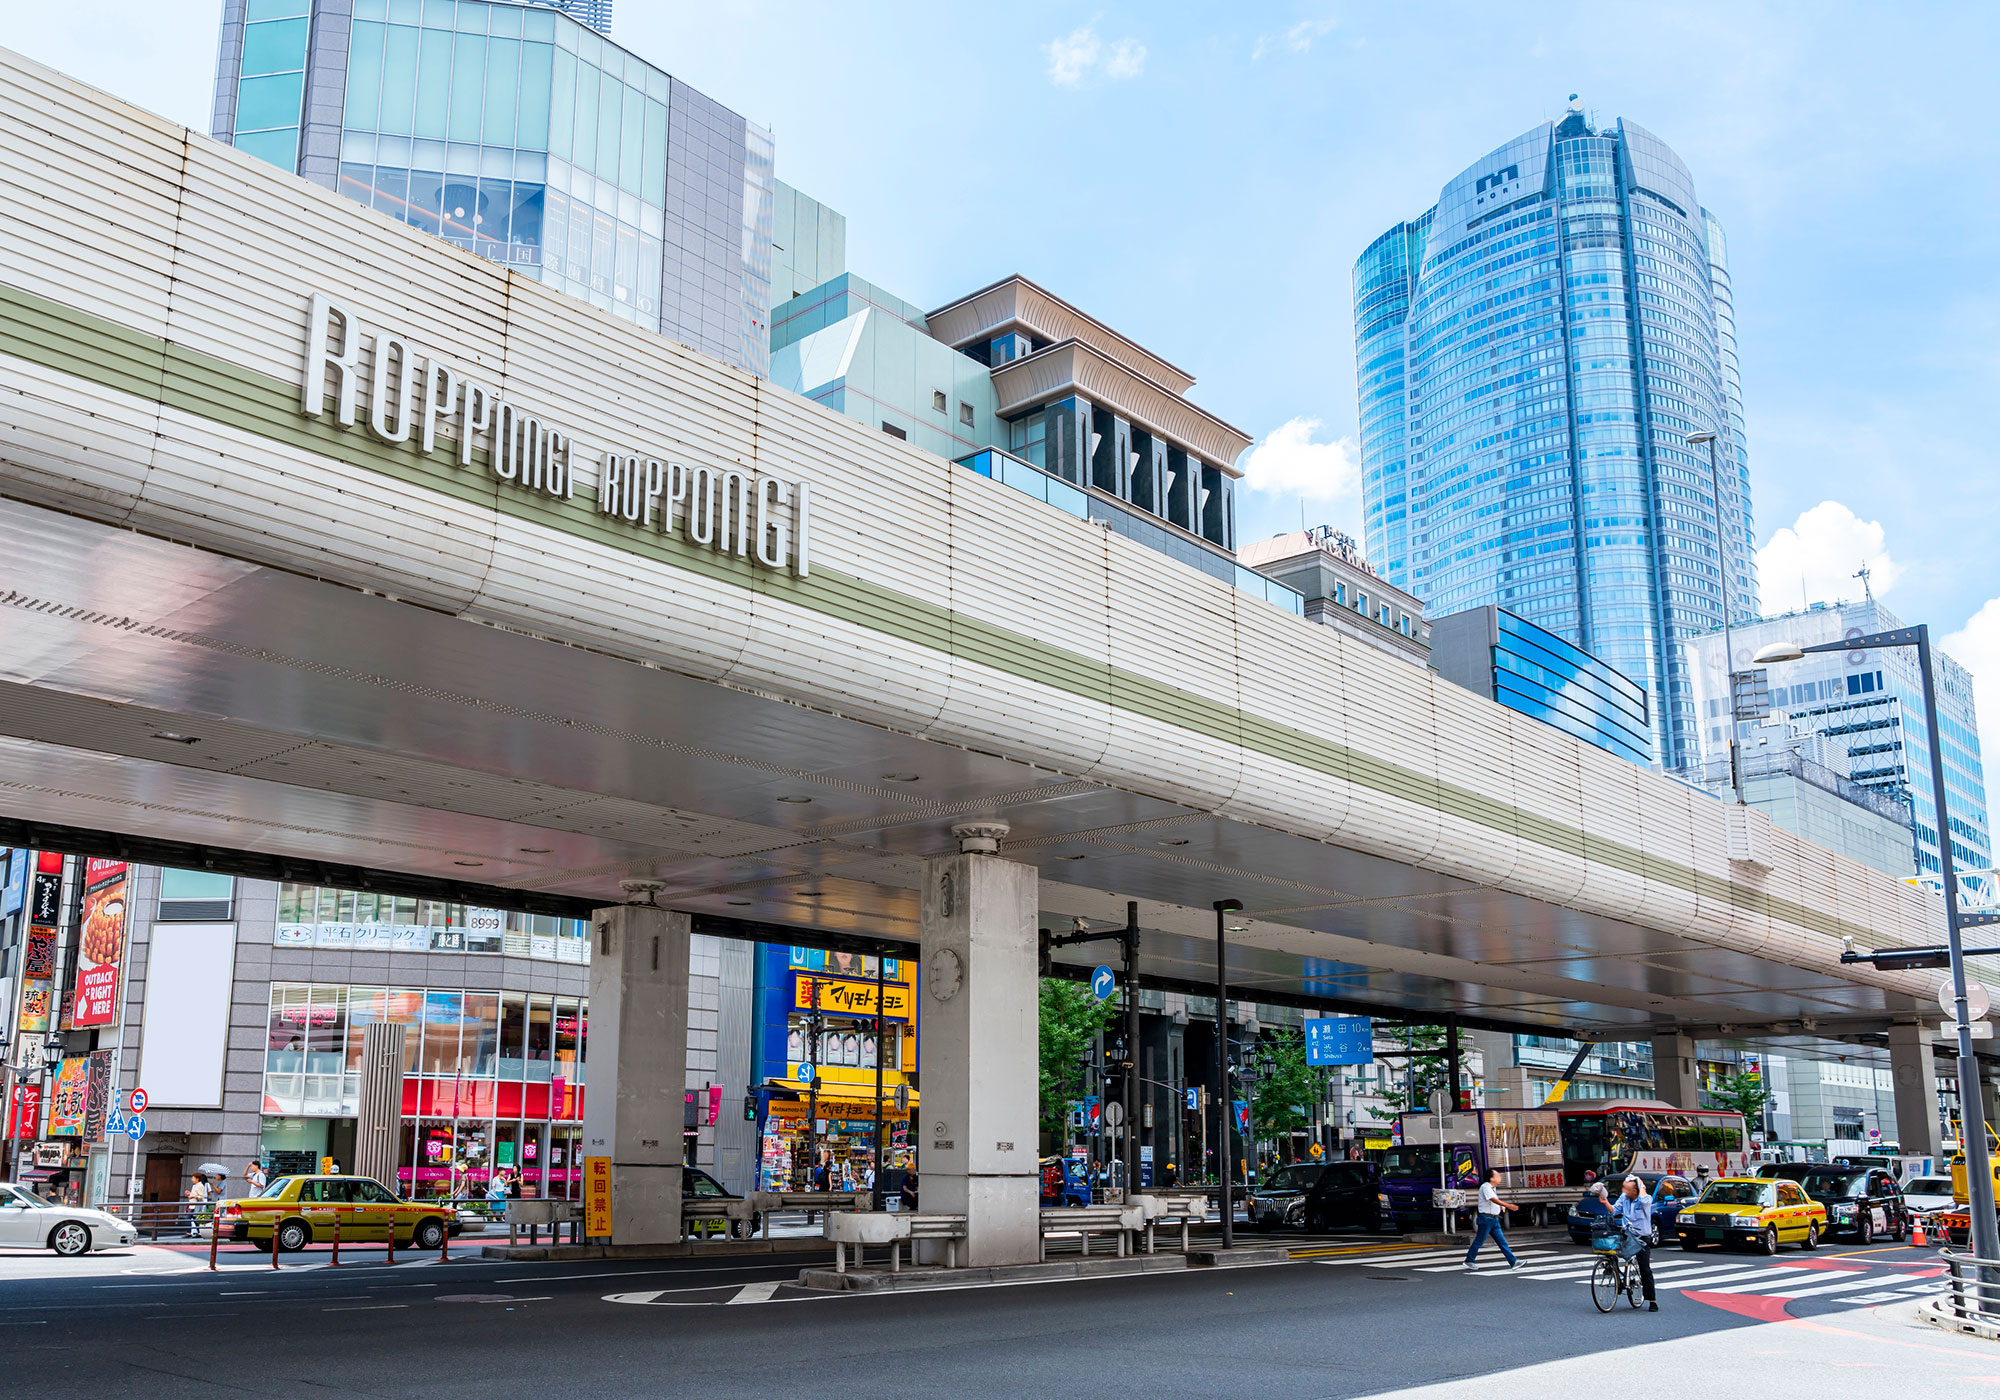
[804,976,821,1189]
[1214,899,1241,1249]
[871,951,885,1208]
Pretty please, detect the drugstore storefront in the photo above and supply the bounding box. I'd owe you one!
[751,947,918,1191]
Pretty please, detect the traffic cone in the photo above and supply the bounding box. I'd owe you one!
[1911,1217,1927,1247]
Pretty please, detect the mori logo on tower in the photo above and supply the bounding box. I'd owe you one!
[298,293,812,577]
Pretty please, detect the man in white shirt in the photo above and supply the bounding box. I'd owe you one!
[1464,1167,1521,1270]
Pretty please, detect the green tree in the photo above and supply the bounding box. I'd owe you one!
[1039,978,1117,1145]
[1344,1024,1450,1122]
[1249,1031,1321,1160]
[1705,1069,1774,1122]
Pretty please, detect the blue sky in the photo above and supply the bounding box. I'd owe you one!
[12,1,2000,761]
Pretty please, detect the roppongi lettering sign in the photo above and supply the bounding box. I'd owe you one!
[300,294,812,576]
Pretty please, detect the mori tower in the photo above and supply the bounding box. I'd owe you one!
[1353,102,1757,767]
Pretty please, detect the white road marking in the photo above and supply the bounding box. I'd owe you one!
[1773,1272,1920,1301]
[728,1282,781,1304]
[499,1263,802,1284]
[1413,1251,1561,1272]
[1696,1269,1866,1295]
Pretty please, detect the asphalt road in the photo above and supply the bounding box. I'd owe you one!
[0,1233,1984,1399]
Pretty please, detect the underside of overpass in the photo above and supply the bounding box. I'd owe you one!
[0,496,1968,1050]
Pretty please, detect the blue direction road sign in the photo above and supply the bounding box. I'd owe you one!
[1185,1087,1200,1111]
[126,1115,146,1141]
[1306,1016,1374,1066]
[796,1063,815,1083]
[107,1110,126,1137]
[1090,966,1115,1000]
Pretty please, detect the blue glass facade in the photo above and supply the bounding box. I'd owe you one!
[211,0,774,376]
[1354,108,1757,767]
[1431,605,1653,767]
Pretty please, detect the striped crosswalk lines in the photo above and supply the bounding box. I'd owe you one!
[1319,1243,1938,1307]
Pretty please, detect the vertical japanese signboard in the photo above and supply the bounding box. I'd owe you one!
[16,981,51,1035]
[82,1049,114,1142]
[7,1083,41,1139]
[22,926,55,979]
[73,860,129,1027]
[46,1056,90,1136]
[584,1156,611,1237]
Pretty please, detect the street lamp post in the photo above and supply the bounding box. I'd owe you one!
[1688,429,1745,804]
[1754,627,2000,1264]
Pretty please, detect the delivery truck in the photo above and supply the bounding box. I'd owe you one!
[1380,1108,1572,1231]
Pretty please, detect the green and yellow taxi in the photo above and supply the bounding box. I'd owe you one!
[1674,1175,1827,1254]
[215,1175,459,1252]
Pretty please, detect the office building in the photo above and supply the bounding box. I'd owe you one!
[770,212,1287,606]
[1354,99,1758,767]
[1685,597,1992,892]
[210,0,774,373]
[1238,528,1429,663]
[1431,605,1653,767]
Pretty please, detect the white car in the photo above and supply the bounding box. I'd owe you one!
[0,1182,138,1255]
[1901,1176,1958,1214]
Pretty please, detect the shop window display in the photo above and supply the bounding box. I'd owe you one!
[264,982,588,1202]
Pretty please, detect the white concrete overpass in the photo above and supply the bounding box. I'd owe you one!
[0,51,1984,1253]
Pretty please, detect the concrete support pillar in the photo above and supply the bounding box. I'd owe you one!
[1886,1024,1943,1158]
[581,900,691,1245]
[918,822,1040,1266]
[1650,1034,1701,1109]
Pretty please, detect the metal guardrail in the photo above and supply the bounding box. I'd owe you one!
[1938,1247,2000,1327]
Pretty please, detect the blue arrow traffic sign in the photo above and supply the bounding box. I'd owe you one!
[126,1115,146,1141]
[1090,966,1115,1000]
[796,1063,815,1083]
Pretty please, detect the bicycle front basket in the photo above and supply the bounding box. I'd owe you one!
[1590,1234,1623,1254]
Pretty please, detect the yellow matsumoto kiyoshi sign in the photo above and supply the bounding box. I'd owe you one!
[793,976,913,1021]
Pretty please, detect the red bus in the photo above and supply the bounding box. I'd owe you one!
[1555,1100,1752,1185]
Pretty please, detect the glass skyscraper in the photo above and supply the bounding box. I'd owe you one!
[210,0,773,376]
[1353,102,1757,766]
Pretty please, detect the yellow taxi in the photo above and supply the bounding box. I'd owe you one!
[215,1175,459,1252]
[1674,1176,1827,1254]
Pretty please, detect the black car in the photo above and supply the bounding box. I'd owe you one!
[684,1167,759,1237]
[1248,1163,1327,1229]
[1301,1161,1382,1233]
[1565,1173,1693,1247]
[1757,1163,1908,1243]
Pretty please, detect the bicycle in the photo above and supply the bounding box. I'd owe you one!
[1590,1233,1645,1312]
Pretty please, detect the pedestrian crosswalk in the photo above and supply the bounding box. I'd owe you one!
[1316,1244,1941,1307]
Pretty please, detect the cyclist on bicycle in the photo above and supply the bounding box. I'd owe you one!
[1609,1175,1659,1312]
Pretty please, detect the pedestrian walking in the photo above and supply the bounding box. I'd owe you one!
[487,1169,511,1219]
[1610,1175,1660,1311]
[1463,1167,1519,1270]
[184,1172,210,1237]
[243,1159,267,1194]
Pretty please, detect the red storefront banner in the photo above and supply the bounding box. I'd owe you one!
[72,861,128,1028]
[7,1083,42,1139]
[394,1078,582,1121]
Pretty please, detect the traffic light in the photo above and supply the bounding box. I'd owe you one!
[743,1094,757,1122]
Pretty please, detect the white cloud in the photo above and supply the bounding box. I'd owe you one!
[1043,25,1145,86]
[1044,26,1100,87]
[1753,500,1904,614]
[1104,38,1147,80]
[1945,596,2000,796]
[1252,18,1337,61]
[1242,417,1362,502]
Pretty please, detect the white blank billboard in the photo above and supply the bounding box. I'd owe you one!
[138,923,237,1108]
